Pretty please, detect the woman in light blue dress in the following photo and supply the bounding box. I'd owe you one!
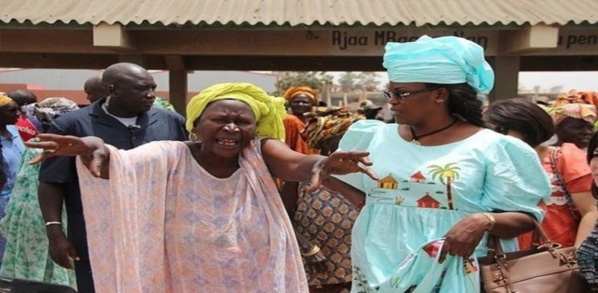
[324,36,551,292]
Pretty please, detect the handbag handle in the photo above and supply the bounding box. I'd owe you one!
[483,217,568,293]
[486,217,556,260]
[549,147,581,221]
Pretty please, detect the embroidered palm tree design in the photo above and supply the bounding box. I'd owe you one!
[428,163,461,210]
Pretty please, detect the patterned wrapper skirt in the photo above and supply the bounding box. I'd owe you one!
[294,184,358,287]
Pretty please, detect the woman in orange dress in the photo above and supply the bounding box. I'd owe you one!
[485,98,597,249]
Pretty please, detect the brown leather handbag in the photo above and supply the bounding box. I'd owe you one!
[479,221,590,293]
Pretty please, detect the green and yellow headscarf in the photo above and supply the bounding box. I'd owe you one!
[186,83,286,141]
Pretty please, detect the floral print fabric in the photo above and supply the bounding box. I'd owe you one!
[0,146,75,286]
[294,184,358,286]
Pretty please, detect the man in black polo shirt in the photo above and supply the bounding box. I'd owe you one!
[38,63,187,292]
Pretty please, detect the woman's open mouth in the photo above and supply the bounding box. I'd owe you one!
[216,138,239,146]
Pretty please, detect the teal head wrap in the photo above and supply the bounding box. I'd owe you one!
[382,35,495,94]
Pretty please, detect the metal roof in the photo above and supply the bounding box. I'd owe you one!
[1,0,597,27]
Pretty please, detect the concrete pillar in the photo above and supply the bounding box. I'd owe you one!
[322,81,333,106]
[169,70,188,117]
[488,56,520,102]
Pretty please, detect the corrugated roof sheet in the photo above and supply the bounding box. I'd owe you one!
[1,0,597,27]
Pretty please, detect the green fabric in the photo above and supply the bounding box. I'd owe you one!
[0,146,75,287]
[153,97,176,112]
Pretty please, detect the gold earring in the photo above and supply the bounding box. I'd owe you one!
[436,99,444,103]
[188,133,199,142]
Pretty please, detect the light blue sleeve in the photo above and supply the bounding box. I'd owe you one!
[481,136,551,221]
[7,125,25,152]
[333,120,385,193]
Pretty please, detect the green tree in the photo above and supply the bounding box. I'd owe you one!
[338,71,359,91]
[338,71,381,92]
[274,71,333,96]
[355,72,381,91]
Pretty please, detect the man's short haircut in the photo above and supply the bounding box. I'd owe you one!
[7,89,37,107]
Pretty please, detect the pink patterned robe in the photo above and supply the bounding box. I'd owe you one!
[77,139,308,292]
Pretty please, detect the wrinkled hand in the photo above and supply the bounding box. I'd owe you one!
[25,133,108,177]
[304,251,328,275]
[307,151,378,192]
[438,213,488,263]
[47,228,79,269]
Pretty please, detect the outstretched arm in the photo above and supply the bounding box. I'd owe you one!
[261,139,378,189]
[261,138,324,182]
[26,133,111,179]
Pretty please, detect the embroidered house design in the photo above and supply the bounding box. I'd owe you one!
[410,171,426,183]
[378,174,398,189]
[417,192,440,208]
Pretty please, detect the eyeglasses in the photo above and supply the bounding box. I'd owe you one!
[383,88,438,101]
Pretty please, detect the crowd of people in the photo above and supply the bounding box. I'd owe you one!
[0,34,596,292]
